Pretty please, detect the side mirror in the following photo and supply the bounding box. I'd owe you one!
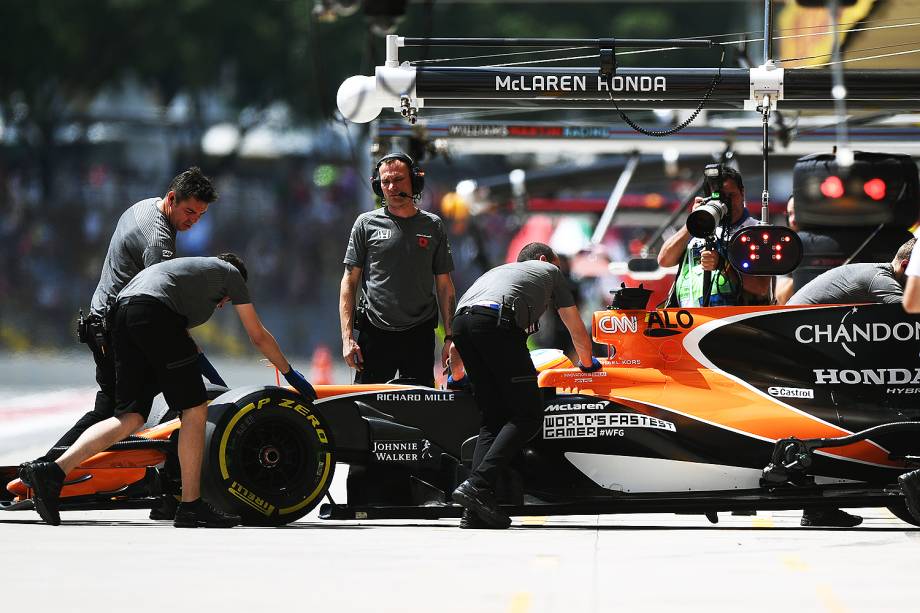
[727,225,803,276]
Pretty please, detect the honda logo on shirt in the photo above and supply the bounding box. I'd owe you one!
[373,229,392,240]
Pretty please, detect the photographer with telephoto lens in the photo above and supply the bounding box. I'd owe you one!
[659,164,772,307]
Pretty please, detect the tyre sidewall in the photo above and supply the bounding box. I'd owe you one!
[202,386,335,526]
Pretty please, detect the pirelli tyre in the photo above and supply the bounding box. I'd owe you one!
[201,385,335,527]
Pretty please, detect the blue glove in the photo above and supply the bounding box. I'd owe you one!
[283,367,317,401]
[197,353,228,387]
[446,374,471,391]
[578,357,603,373]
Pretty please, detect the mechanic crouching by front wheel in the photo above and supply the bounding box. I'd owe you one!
[449,242,599,529]
[20,255,317,528]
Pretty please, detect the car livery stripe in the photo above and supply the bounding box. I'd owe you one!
[680,307,898,467]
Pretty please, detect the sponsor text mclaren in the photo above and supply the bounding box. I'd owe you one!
[545,401,609,412]
[495,75,667,93]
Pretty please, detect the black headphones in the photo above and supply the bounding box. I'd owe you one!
[370,152,425,199]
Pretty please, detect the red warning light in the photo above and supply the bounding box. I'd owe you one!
[820,176,845,199]
[863,178,886,201]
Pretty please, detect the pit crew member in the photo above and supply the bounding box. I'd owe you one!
[450,242,598,529]
[899,237,920,513]
[21,255,317,528]
[787,237,915,527]
[789,237,915,306]
[658,166,772,306]
[340,152,456,387]
[30,167,220,466]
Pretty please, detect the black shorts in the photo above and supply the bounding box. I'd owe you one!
[111,297,206,419]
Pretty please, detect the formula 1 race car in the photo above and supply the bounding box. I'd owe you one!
[5,295,920,527]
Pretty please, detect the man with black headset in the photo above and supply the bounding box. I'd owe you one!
[658,165,772,307]
[339,153,456,387]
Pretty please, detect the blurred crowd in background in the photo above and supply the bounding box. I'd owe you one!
[0,142,532,365]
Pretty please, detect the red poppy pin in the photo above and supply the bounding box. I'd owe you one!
[417,235,430,248]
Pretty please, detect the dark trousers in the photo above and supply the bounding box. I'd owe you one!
[452,312,542,490]
[41,328,117,461]
[355,321,435,388]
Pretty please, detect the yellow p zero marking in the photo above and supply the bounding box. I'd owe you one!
[257,398,270,410]
[219,402,257,479]
[279,399,295,409]
[279,452,333,515]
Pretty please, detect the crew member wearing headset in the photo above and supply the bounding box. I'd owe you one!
[339,153,456,387]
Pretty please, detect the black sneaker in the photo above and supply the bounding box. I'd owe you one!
[18,462,33,488]
[173,499,241,528]
[149,495,179,521]
[451,480,511,529]
[800,508,863,527]
[459,508,503,529]
[20,461,65,526]
[898,469,920,523]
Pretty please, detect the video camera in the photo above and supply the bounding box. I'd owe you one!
[686,164,730,239]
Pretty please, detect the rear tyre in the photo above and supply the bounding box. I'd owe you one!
[201,386,335,526]
[888,502,920,527]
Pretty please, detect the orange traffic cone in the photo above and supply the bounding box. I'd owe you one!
[310,345,334,385]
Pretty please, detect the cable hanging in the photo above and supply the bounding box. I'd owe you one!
[610,46,725,138]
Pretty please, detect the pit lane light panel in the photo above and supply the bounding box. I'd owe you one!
[727,226,803,276]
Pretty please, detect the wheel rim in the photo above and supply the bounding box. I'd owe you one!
[235,418,316,491]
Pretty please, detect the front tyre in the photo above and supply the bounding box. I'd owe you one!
[201,386,335,526]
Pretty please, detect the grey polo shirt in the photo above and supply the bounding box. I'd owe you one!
[90,198,177,316]
[457,260,575,329]
[788,262,903,305]
[118,257,251,328]
[344,207,454,331]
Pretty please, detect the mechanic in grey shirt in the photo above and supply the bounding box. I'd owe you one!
[448,242,598,529]
[30,167,218,464]
[340,153,456,387]
[24,254,319,528]
[788,237,915,306]
[786,236,915,528]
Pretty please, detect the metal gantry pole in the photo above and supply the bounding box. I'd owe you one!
[829,0,853,166]
[591,152,640,245]
[760,0,774,224]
